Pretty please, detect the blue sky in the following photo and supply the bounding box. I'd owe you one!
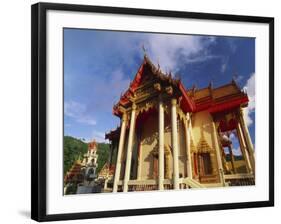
[64,28,255,154]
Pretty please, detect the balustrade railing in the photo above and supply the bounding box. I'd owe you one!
[224,174,255,186]
[115,177,204,191]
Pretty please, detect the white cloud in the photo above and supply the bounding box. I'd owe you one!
[229,132,235,140]
[232,147,242,156]
[91,130,108,143]
[78,131,108,144]
[236,75,243,83]
[77,117,97,126]
[89,69,130,110]
[221,63,227,73]
[89,33,217,77]
[220,56,229,74]
[227,39,237,53]
[243,73,255,127]
[64,100,97,125]
[141,35,217,73]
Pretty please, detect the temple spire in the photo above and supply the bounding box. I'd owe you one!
[142,44,147,56]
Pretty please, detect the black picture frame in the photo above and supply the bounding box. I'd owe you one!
[31,2,274,222]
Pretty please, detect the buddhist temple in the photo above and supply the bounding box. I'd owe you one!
[97,163,115,192]
[81,140,99,183]
[64,140,100,194]
[105,55,255,192]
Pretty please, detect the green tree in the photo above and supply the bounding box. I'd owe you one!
[63,136,87,176]
[96,143,110,174]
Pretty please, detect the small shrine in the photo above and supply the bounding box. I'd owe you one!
[64,140,100,194]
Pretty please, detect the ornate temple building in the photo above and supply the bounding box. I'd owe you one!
[105,55,255,192]
[64,140,99,194]
[97,163,115,192]
[81,140,99,182]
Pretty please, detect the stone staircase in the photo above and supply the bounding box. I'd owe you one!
[183,177,205,188]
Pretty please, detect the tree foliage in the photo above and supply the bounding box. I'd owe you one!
[96,143,110,174]
[64,136,88,176]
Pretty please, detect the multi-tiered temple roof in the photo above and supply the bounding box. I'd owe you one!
[106,55,249,140]
[187,80,248,113]
[113,55,195,116]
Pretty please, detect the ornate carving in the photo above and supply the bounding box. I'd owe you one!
[197,135,214,153]
[164,145,171,179]
[154,83,161,92]
[134,80,158,102]
[132,103,137,110]
[166,86,173,95]
[137,99,158,116]
[150,144,172,179]
[190,139,196,153]
[177,106,186,122]
[121,113,128,121]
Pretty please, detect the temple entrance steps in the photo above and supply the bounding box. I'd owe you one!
[183,177,205,188]
[114,177,217,191]
[201,183,224,188]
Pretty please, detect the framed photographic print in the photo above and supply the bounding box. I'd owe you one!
[31,2,274,222]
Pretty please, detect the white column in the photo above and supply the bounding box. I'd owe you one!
[158,98,165,190]
[185,113,193,179]
[113,113,127,193]
[211,121,225,186]
[104,177,108,190]
[237,122,253,174]
[123,104,137,192]
[171,99,180,190]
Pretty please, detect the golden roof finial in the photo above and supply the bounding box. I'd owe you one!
[157,57,160,70]
[142,44,147,56]
[209,80,213,89]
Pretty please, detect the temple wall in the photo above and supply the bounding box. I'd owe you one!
[163,126,173,179]
[164,128,171,148]
[191,110,220,179]
[140,115,158,180]
[192,111,217,151]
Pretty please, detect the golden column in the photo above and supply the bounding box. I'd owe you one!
[211,121,225,186]
[171,98,180,189]
[228,144,236,174]
[113,113,127,193]
[123,103,137,192]
[237,122,253,174]
[238,108,255,173]
[158,97,165,190]
[184,113,193,179]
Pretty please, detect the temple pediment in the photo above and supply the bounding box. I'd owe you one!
[113,55,195,116]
